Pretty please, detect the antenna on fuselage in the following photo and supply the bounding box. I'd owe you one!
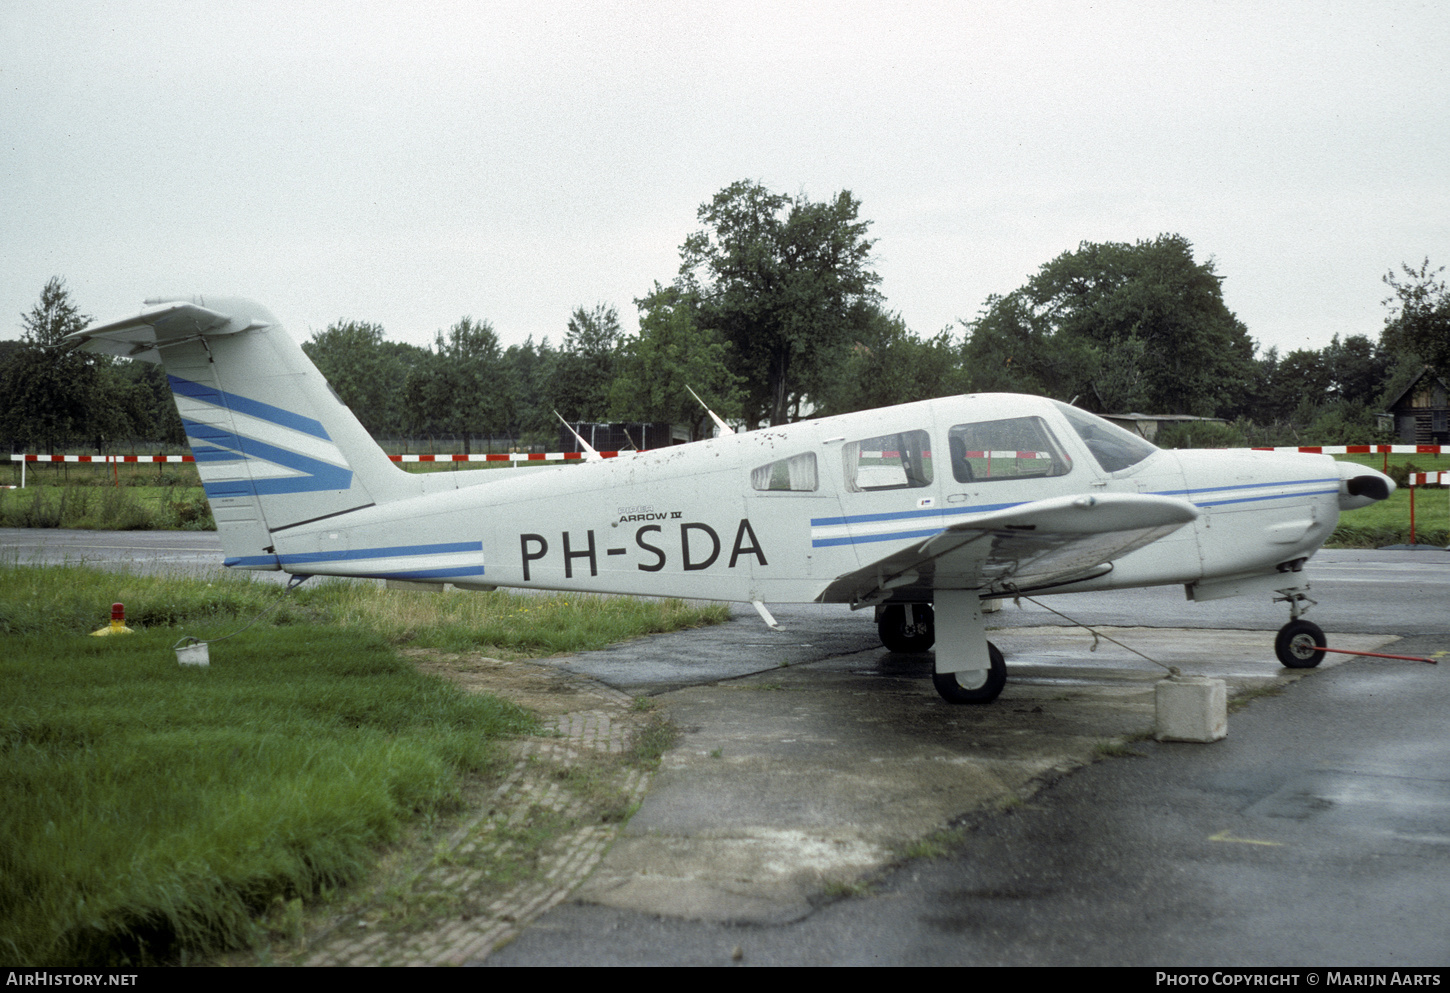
[554,411,604,462]
[687,385,735,437]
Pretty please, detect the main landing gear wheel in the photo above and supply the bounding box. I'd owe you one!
[878,603,935,653]
[932,642,1006,704]
[1275,619,1326,669]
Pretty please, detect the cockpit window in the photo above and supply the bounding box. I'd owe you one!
[1052,401,1159,473]
[947,417,1071,483]
[843,430,933,491]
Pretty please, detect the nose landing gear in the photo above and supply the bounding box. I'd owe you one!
[1273,587,1324,668]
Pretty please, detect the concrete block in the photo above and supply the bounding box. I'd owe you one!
[1155,675,1227,742]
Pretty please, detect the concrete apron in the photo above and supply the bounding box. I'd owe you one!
[573,626,1399,924]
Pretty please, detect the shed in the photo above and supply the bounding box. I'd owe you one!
[1385,368,1450,445]
[1099,413,1227,443]
[558,421,690,452]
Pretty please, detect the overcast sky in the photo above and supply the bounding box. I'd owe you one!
[4,1,1447,359]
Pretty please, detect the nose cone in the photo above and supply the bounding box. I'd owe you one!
[1338,463,1396,510]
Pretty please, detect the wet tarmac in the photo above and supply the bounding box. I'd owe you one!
[489,632,1450,966]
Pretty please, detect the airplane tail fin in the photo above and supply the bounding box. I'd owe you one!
[67,297,415,570]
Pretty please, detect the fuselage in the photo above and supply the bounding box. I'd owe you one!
[268,393,1351,605]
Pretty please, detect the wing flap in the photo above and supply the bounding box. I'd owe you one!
[817,492,1200,605]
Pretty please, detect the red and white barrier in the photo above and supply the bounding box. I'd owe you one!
[7,451,631,466]
[9,453,195,462]
[388,451,634,463]
[6,449,634,486]
[1249,444,1444,455]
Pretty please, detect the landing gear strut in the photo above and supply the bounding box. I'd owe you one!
[874,594,1008,704]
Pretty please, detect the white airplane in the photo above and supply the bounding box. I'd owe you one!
[68,297,1396,704]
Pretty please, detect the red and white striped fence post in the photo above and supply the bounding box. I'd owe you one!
[1405,470,1450,546]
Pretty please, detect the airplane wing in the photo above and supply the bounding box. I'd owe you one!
[815,492,1200,606]
[64,301,265,362]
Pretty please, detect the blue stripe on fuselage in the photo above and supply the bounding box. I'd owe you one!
[275,541,483,566]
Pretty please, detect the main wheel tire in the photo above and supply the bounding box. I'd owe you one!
[878,603,935,652]
[932,641,1007,704]
[1275,619,1326,669]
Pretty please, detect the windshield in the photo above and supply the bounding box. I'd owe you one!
[1052,402,1159,474]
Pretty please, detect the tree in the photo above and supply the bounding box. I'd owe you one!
[607,284,745,437]
[20,277,91,348]
[501,335,559,439]
[400,358,442,440]
[1381,259,1450,377]
[1,277,97,452]
[1302,401,1387,445]
[1320,334,1388,407]
[961,291,1102,402]
[677,181,881,426]
[811,309,969,416]
[552,304,622,420]
[964,235,1257,417]
[115,360,186,446]
[1,281,203,451]
[405,316,513,453]
[1273,348,1333,404]
[303,320,424,436]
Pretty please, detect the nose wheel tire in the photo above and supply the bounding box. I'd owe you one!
[932,642,1006,704]
[1275,619,1326,669]
[879,603,935,653]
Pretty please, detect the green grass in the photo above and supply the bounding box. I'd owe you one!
[1092,739,1145,759]
[0,564,728,964]
[630,714,682,768]
[1329,453,1449,547]
[0,457,590,532]
[0,564,730,654]
[0,484,213,530]
[0,626,534,965]
[819,878,873,900]
[895,825,970,860]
